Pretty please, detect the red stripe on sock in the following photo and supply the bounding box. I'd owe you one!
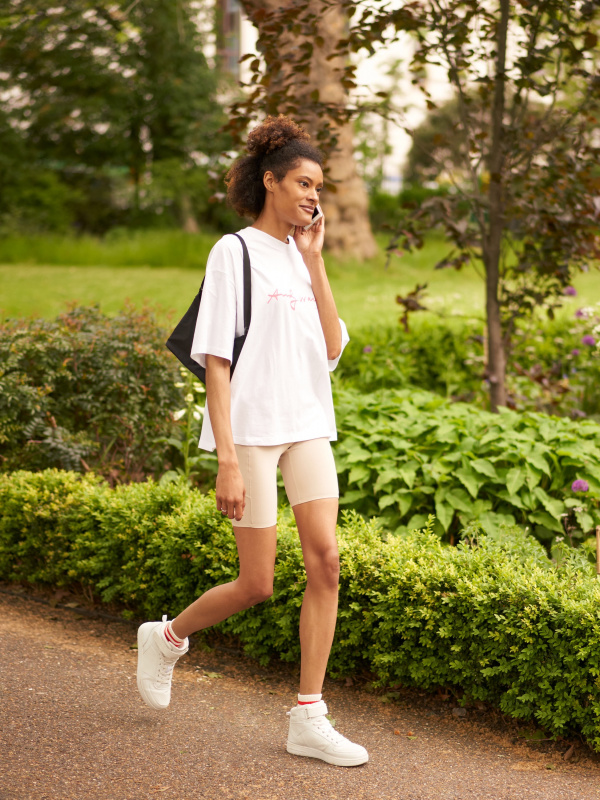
[164,624,184,647]
[297,700,319,705]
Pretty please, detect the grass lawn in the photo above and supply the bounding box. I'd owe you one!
[1,229,598,330]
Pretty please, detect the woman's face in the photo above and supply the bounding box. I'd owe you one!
[265,158,323,227]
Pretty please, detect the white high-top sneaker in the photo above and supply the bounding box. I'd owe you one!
[287,700,369,766]
[136,615,189,710]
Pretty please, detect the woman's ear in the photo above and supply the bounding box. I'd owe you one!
[263,170,276,193]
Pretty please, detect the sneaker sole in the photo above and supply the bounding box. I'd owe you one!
[136,623,169,711]
[286,742,368,767]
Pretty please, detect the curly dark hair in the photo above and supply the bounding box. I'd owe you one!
[226,115,323,219]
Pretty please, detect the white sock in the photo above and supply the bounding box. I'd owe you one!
[164,620,185,648]
[298,693,322,705]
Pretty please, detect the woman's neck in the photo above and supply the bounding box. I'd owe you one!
[252,210,291,243]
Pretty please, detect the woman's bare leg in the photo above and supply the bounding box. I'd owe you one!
[293,498,340,695]
[171,525,277,639]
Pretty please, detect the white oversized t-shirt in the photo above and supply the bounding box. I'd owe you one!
[190,226,349,452]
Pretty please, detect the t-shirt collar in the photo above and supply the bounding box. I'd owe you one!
[242,226,293,253]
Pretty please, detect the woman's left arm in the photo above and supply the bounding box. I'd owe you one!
[294,219,342,360]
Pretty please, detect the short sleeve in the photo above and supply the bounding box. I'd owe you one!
[190,237,241,369]
[328,318,350,371]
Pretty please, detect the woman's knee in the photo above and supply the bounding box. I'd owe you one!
[309,548,340,590]
[237,577,274,606]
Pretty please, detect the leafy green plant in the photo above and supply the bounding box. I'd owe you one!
[333,386,600,545]
[3,469,600,749]
[158,367,218,489]
[335,318,485,401]
[0,305,182,482]
[338,309,600,419]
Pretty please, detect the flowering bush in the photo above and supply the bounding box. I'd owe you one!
[335,318,485,402]
[506,305,600,419]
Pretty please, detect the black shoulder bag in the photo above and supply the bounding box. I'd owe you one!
[165,233,251,384]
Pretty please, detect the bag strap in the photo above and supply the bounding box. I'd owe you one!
[232,233,251,334]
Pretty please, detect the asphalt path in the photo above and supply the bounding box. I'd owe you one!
[2,587,600,800]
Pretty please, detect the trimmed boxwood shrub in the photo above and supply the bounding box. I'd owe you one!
[2,469,600,749]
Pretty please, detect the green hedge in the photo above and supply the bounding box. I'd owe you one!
[2,469,600,748]
[334,386,600,545]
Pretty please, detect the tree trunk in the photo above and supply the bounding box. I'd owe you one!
[485,0,510,410]
[241,0,377,259]
[180,193,199,234]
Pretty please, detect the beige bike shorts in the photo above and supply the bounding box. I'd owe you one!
[233,437,339,529]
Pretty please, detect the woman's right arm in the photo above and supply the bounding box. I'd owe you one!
[205,355,246,522]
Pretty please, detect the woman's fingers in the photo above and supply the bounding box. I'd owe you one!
[217,495,245,521]
[216,465,245,520]
[230,491,246,521]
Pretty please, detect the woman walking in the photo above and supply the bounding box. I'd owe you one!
[136,115,368,767]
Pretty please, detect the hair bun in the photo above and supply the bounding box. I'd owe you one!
[246,115,311,158]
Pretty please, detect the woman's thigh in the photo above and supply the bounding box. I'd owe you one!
[279,438,339,509]
[233,442,287,529]
[280,439,340,582]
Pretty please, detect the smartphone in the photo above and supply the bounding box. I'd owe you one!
[303,204,324,231]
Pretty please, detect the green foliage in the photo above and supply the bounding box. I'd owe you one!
[339,309,600,419]
[0,0,228,234]
[0,106,81,232]
[333,386,600,544]
[3,469,600,749]
[369,187,450,233]
[0,165,83,236]
[336,318,484,400]
[507,309,600,420]
[0,305,182,481]
[158,368,218,490]
[145,161,243,233]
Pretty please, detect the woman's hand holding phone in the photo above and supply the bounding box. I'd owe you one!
[303,205,324,230]
[293,205,324,257]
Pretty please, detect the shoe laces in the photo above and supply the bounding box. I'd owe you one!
[310,713,347,745]
[155,650,179,685]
